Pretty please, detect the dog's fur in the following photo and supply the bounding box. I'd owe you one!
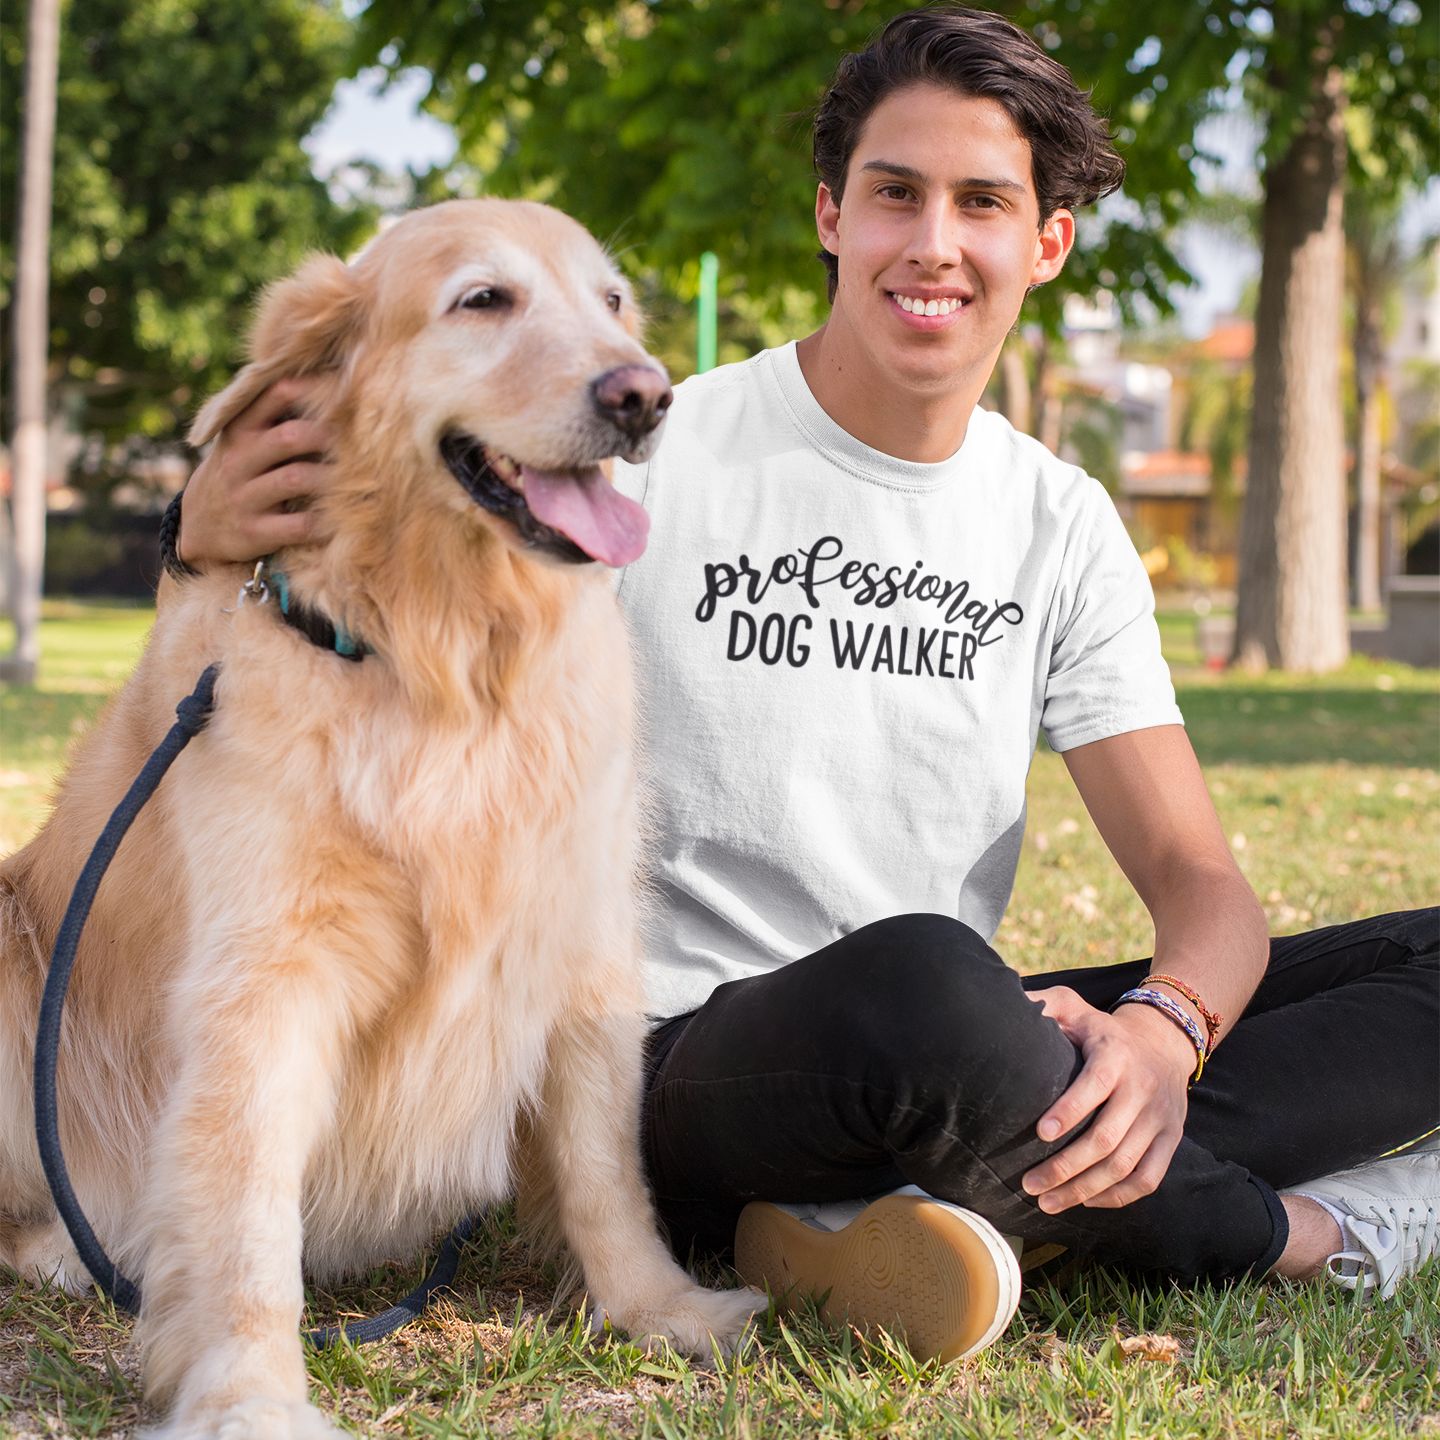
[0,199,756,1437]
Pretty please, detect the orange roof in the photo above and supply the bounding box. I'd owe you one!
[1122,450,1212,497]
[1192,317,1254,363]
[1125,450,1211,479]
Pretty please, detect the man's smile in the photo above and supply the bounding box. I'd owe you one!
[887,290,972,325]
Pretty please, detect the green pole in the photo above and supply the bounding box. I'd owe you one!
[697,251,718,374]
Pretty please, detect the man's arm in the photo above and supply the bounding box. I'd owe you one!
[1020,723,1269,1213]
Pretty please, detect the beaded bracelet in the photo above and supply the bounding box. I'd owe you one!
[159,489,199,581]
[1112,987,1207,1085]
[1146,973,1222,1054]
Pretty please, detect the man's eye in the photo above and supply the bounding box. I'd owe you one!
[880,185,912,201]
[459,286,510,310]
[607,292,623,313]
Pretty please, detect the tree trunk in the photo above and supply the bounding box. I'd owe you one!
[4,0,62,684]
[1233,62,1350,673]
[1349,208,1393,615]
[1000,338,1031,436]
[1381,471,1403,585]
[1352,329,1384,613]
[1033,333,1063,454]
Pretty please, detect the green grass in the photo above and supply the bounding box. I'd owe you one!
[1007,669,1438,972]
[1174,671,1437,768]
[0,601,155,856]
[0,598,155,694]
[4,1207,1435,1438]
[1001,747,1438,973]
[1,600,1437,1437]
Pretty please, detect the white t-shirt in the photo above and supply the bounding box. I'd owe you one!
[614,341,1181,1020]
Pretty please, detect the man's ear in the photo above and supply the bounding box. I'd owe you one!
[815,182,842,258]
[189,254,362,446]
[1029,209,1075,288]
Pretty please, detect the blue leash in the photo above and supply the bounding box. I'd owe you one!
[33,663,482,1347]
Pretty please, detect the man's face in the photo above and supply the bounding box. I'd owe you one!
[817,84,1072,396]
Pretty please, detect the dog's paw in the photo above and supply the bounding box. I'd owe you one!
[8,1219,93,1297]
[147,1398,341,1440]
[605,1283,764,1360]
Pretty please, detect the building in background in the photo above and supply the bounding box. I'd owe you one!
[1052,297,1249,594]
[1386,244,1440,578]
[1056,256,1439,604]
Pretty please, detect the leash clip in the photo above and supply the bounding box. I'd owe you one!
[237,560,271,609]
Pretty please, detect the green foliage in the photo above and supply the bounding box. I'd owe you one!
[1180,355,1251,502]
[356,0,1190,329]
[1060,391,1123,493]
[1029,0,1436,198]
[1401,354,1440,473]
[0,0,376,447]
[41,518,122,585]
[356,0,1432,337]
[362,0,871,312]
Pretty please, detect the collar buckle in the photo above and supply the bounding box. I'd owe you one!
[239,559,271,607]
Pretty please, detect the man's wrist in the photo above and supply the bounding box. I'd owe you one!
[159,490,201,580]
[1144,970,1223,1051]
[1111,997,1201,1079]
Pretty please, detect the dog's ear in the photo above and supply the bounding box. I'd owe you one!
[189,254,363,445]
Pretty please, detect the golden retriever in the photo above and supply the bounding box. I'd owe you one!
[0,198,757,1437]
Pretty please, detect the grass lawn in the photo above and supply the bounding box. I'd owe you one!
[0,601,156,858]
[0,599,1436,1438]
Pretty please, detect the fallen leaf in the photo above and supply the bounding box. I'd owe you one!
[1118,1332,1182,1361]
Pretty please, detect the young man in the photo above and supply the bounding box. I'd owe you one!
[176,8,1437,1358]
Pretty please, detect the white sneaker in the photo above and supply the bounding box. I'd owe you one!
[1283,1130,1440,1300]
[733,1185,1022,1362]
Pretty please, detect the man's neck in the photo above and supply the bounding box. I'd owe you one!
[794,308,999,464]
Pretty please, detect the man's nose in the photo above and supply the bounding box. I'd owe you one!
[905,198,960,272]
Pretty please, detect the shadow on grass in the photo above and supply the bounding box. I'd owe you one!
[1176,686,1440,766]
[0,688,110,766]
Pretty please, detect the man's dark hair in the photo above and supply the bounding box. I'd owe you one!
[812,7,1125,300]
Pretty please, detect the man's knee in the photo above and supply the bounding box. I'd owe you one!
[812,913,1040,1069]
[816,915,1084,1163]
[676,911,1068,1100]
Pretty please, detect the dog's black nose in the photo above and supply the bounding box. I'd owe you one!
[593,366,673,440]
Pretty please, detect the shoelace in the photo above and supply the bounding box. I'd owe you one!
[1397,1203,1440,1265]
[1327,1202,1438,1298]
[1375,1201,1439,1265]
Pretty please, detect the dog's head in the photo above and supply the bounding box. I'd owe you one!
[192,199,670,570]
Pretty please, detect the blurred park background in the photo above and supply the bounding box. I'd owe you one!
[1,0,1436,648]
[3,0,1437,842]
[1,0,1437,945]
[0,7,1438,1435]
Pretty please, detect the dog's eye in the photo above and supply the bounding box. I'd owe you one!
[606,292,623,314]
[459,286,509,311]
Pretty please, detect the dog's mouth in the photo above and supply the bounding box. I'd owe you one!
[440,432,650,568]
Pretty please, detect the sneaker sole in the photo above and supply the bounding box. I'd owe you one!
[734,1193,1021,1362]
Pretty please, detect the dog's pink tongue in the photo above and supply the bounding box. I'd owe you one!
[519,465,650,566]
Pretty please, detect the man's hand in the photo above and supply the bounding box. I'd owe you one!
[1020,984,1195,1212]
[179,377,335,569]
[1012,725,1270,1215]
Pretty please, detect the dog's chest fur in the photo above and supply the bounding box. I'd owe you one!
[60,568,642,1272]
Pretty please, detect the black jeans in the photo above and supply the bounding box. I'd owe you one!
[642,908,1438,1282]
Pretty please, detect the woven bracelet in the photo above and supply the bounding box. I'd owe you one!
[1112,986,1207,1085]
[1146,973,1222,1054]
[159,489,200,581]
